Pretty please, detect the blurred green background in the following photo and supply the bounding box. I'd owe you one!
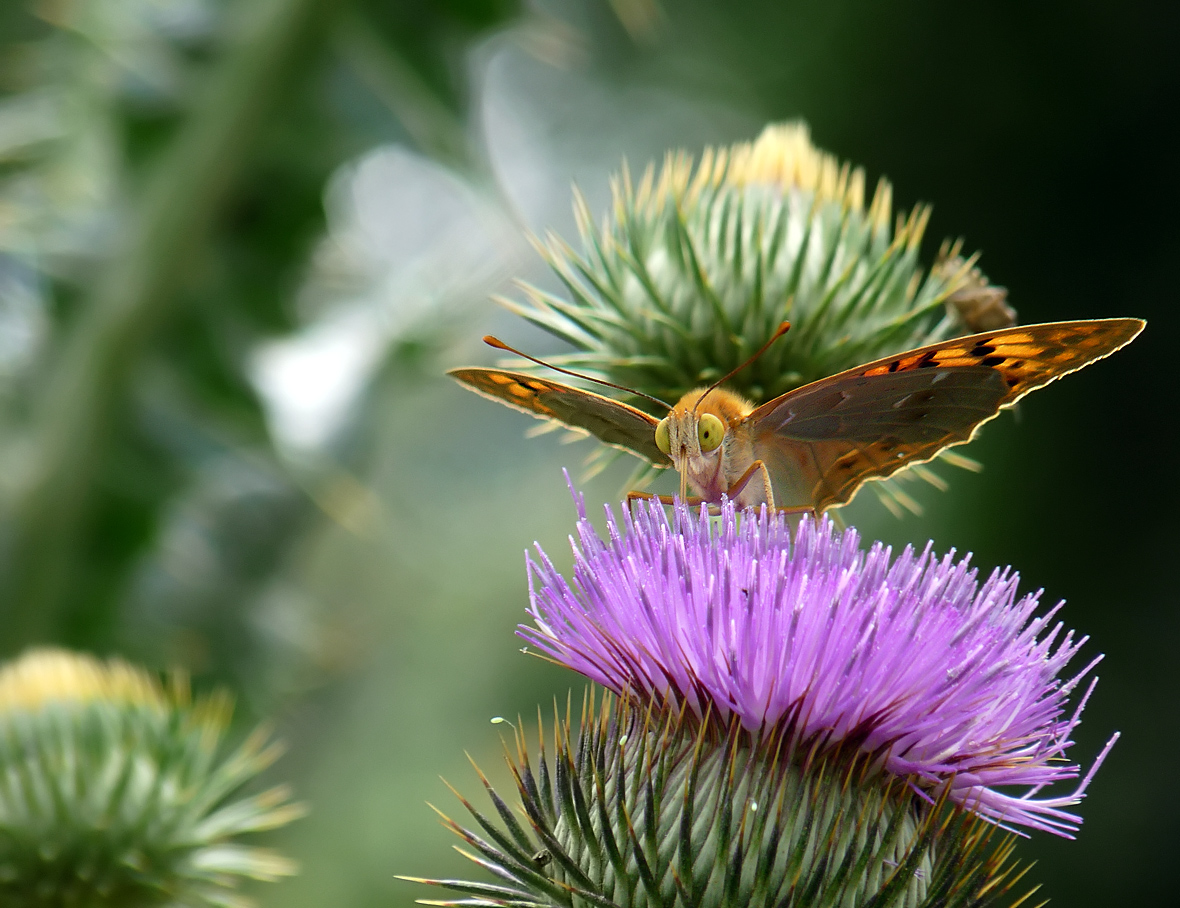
[1,1,1175,905]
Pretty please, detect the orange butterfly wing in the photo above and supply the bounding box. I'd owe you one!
[450,368,671,466]
[745,318,1145,512]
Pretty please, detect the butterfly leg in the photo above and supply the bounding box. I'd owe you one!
[727,460,818,521]
[726,460,778,510]
[626,490,707,513]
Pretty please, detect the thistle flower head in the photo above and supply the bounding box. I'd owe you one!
[0,649,303,908]
[520,491,1115,838]
[497,122,1001,511]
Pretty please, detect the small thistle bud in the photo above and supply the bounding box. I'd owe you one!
[0,649,304,908]
[934,242,1017,334]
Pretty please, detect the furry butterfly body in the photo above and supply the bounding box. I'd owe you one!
[451,318,1144,512]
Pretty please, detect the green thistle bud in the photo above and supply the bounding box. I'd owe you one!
[404,692,1028,908]
[499,122,1005,513]
[0,649,304,908]
[508,122,986,401]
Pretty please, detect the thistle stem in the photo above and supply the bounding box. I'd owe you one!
[1,0,338,650]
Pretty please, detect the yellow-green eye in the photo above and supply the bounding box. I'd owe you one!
[698,413,724,452]
[655,417,671,455]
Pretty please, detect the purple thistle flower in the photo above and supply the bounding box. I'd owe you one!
[520,487,1117,838]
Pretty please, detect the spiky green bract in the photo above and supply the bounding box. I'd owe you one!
[503,122,980,409]
[0,649,303,908]
[404,692,1032,908]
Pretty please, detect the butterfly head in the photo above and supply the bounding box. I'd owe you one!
[655,388,752,501]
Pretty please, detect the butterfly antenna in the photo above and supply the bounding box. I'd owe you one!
[483,336,672,411]
[693,321,792,413]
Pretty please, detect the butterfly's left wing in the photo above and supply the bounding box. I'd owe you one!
[745,318,1144,512]
[450,367,671,466]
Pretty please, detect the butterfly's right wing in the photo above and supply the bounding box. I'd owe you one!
[744,318,1144,512]
[450,368,671,467]
[748,366,1012,511]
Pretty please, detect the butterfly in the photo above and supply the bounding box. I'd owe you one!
[451,318,1144,513]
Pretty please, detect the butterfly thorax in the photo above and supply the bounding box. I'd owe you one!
[664,387,758,504]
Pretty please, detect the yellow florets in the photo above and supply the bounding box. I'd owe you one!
[601,122,897,239]
[0,647,164,711]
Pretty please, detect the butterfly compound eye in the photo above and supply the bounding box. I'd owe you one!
[655,417,671,455]
[698,413,724,452]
